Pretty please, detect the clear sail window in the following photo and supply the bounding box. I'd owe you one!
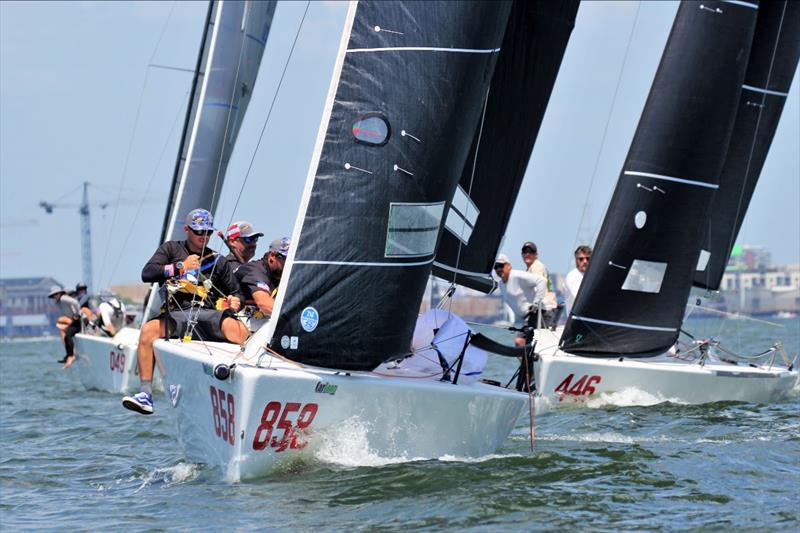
[385,202,445,257]
[352,114,390,146]
[621,259,667,294]
[444,185,479,244]
[696,249,710,271]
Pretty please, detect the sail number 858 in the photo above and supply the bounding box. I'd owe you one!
[252,401,318,452]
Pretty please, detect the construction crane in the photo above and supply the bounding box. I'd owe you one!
[39,182,105,292]
[39,183,158,292]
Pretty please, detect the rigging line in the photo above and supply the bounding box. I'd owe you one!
[568,0,641,272]
[97,1,178,287]
[223,1,312,236]
[48,183,84,204]
[447,85,492,315]
[164,292,216,357]
[196,0,255,311]
[723,3,787,281]
[103,89,191,286]
[704,4,788,344]
[203,1,312,319]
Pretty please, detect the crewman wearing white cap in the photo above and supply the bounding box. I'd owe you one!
[223,220,264,272]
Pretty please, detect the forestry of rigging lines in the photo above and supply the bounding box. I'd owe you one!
[39,181,154,292]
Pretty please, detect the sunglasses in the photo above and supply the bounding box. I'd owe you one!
[521,249,535,255]
[190,228,214,237]
[238,235,259,245]
[576,256,591,262]
[493,264,505,271]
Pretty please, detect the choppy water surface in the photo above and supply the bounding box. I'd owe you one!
[1,317,798,531]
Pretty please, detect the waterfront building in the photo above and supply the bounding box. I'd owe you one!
[0,277,62,338]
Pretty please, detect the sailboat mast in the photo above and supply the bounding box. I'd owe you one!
[159,0,219,242]
[159,0,215,245]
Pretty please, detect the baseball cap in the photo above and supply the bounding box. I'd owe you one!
[521,241,537,254]
[48,285,66,298]
[75,282,88,291]
[495,253,511,265]
[226,221,264,240]
[185,208,215,231]
[269,237,291,257]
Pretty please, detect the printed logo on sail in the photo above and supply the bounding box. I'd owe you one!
[314,381,337,395]
[281,335,291,349]
[300,307,319,332]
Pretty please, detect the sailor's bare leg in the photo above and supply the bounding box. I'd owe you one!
[137,318,166,382]
[57,316,71,342]
[221,317,250,345]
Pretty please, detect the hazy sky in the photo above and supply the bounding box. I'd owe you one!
[1,1,798,291]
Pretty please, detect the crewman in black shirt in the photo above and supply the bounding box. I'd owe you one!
[235,236,290,320]
[122,208,249,415]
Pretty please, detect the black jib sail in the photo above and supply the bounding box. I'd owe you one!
[266,1,514,370]
[694,0,800,291]
[431,1,580,293]
[561,1,758,357]
[161,0,276,242]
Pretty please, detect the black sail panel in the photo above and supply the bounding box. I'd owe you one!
[432,0,580,293]
[268,1,514,370]
[561,1,758,357]
[694,1,800,290]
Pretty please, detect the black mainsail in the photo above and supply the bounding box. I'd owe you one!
[266,1,514,370]
[431,1,580,293]
[561,1,758,357]
[161,0,276,242]
[694,0,800,291]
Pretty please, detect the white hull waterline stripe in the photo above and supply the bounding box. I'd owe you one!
[294,258,434,267]
[572,315,677,332]
[347,46,501,54]
[742,84,789,97]
[624,171,719,190]
[721,0,759,10]
[432,261,492,278]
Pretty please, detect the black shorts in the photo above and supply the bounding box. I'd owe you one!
[163,308,233,342]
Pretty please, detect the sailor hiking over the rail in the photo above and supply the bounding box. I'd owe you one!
[49,285,81,368]
[235,236,289,330]
[122,208,249,415]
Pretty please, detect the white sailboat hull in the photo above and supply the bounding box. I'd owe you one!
[73,328,161,394]
[155,339,528,481]
[534,329,799,405]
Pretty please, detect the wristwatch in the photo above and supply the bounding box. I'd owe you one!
[176,261,185,271]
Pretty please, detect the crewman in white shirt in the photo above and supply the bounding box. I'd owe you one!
[494,254,547,344]
[563,245,592,316]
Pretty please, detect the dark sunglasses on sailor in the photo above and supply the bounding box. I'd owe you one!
[238,235,259,245]
[190,228,214,237]
[577,256,590,262]
[493,263,504,271]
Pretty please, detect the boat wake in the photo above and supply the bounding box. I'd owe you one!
[134,462,199,492]
[314,417,425,468]
[438,453,523,463]
[585,387,685,408]
[536,431,672,444]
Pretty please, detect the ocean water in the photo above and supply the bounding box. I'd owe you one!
[1,317,798,531]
